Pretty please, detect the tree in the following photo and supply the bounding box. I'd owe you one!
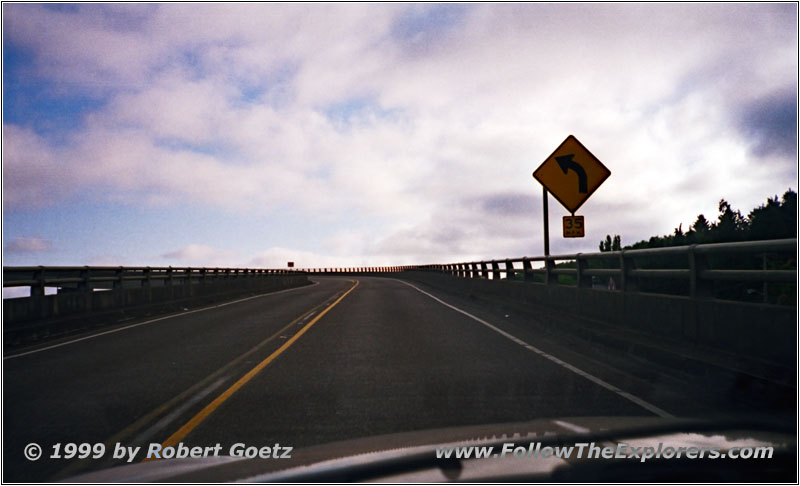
[715,199,747,242]
[612,235,621,251]
[619,190,795,250]
[599,235,611,252]
[600,234,621,252]
[748,189,797,240]
[693,214,710,233]
[672,224,685,246]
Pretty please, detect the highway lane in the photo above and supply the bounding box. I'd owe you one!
[5,276,716,481]
[3,277,354,482]
[154,277,660,459]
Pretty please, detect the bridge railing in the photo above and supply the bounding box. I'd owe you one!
[301,267,408,274]
[5,239,794,303]
[2,266,304,297]
[405,238,796,304]
[2,266,420,297]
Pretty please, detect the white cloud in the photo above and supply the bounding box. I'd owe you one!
[4,236,52,253]
[2,3,796,266]
[2,125,78,209]
[249,247,355,270]
[160,244,239,267]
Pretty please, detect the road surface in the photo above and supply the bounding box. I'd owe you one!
[2,276,763,481]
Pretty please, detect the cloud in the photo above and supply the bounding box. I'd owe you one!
[4,236,52,254]
[2,125,78,209]
[2,3,796,266]
[479,193,538,216]
[249,247,356,270]
[735,88,798,159]
[368,192,545,263]
[160,244,238,267]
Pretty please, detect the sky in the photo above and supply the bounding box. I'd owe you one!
[2,3,798,273]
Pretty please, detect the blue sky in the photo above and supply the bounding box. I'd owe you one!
[2,3,797,275]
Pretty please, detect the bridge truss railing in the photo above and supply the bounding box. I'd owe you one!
[2,266,306,297]
[4,239,795,304]
[406,238,796,304]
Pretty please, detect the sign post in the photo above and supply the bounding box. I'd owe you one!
[533,135,610,246]
[542,187,550,256]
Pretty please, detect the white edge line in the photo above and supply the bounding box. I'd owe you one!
[393,279,675,419]
[4,281,321,360]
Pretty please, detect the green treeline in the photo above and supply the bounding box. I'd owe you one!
[597,189,796,304]
[605,189,796,251]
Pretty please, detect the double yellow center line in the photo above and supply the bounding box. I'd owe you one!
[159,279,359,449]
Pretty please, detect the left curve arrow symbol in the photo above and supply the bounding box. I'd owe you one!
[555,154,588,193]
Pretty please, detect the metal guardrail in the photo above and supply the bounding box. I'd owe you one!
[3,239,795,303]
[405,238,797,302]
[2,266,306,297]
[301,267,406,274]
[2,266,411,297]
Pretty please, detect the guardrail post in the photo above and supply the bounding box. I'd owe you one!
[620,251,637,292]
[79,266,90,293]
[114,266,124,290]
[167,267,176,301]
[545,258,556,285]
[144,267,153,304]
[688,245,712,299]
[185,267,194,298]
[505,260,515,280]
[576,254,589,288]
[480,262,488,279]
[114,266,125,307]
[761,253,769,303]
[80,266,92,313]
[522,258,532,282]
[31,266,45,297]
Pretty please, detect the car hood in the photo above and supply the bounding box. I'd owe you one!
[66,415,795,482]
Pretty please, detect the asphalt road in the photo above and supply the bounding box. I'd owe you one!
[2,276,764,482]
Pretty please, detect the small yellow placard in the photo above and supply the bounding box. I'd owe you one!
[563,215,585,238]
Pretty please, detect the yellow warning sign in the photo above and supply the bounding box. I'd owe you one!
[533,135,610,213]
